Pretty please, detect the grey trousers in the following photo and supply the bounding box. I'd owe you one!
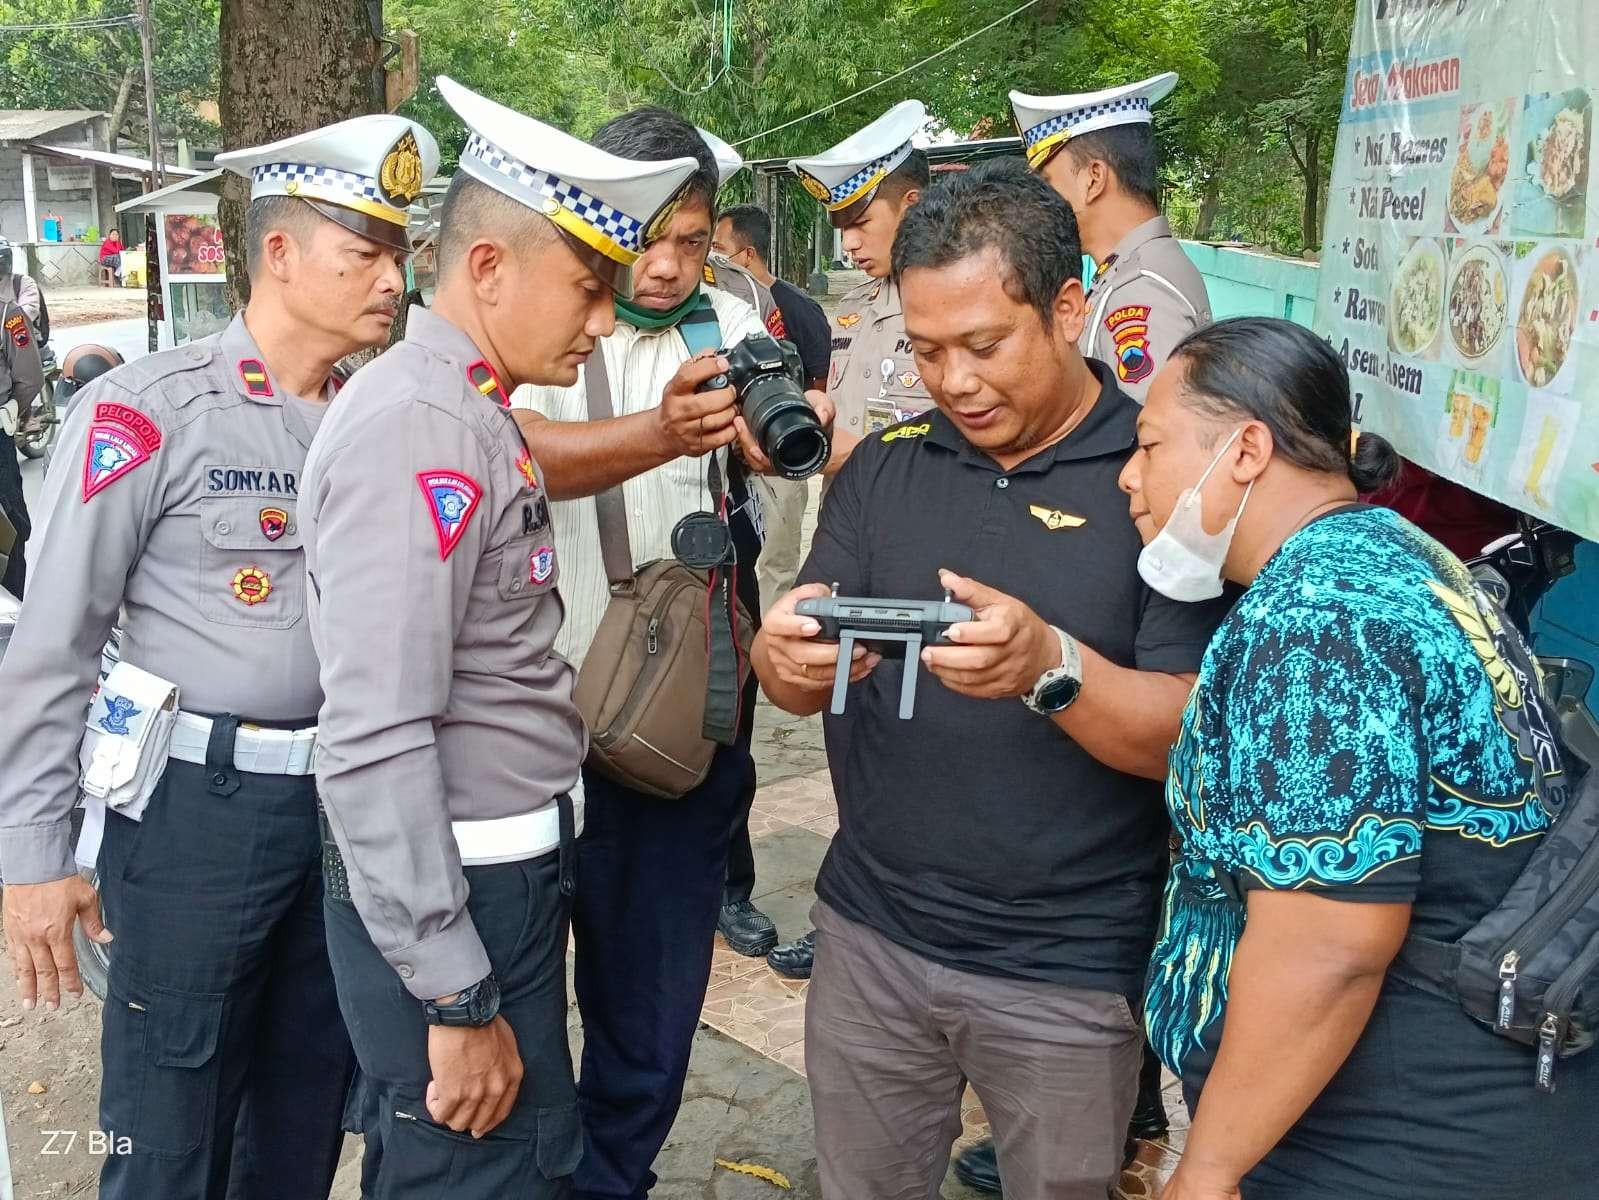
[806,900,1141,1200]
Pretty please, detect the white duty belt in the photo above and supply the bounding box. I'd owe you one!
[169,711,317,776]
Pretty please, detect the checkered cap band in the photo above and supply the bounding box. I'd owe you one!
[830,141,912,206]
[463,133,646,253]
[1023,96,1151,149]
[251,162,390,208]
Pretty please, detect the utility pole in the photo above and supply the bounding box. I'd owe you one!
[136,0,165,190]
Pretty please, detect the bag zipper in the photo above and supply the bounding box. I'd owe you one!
[1494,831,1599,996]
[1530,927,1599,1092]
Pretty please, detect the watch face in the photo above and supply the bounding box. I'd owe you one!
[1036,674,1082,713]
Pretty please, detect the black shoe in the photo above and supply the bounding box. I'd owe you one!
[952,1141,1001,1194]
[717,900,778,957]
[766,929,816,978]
[1128,1044,1170,1142]
[953,1117,1146,1195]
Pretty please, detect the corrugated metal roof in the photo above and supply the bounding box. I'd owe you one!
[24,142,201,177]
[0,109,104,143]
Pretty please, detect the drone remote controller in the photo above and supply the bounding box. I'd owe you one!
[795,585,973,718]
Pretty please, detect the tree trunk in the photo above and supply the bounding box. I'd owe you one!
[1193,174,1222,240]
[1301,126,1322,250]
[107,67,138,151]
[218,0,383,311]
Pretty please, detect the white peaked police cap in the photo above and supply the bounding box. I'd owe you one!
[437,75,701,296]
[215,113,441,253]
[696,126,744,189]
[1009,72,1179,170]
[790,100,926,228]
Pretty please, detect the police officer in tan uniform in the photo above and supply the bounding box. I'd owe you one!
[794,101,934,463]
[0,291,41,596]
[1011,73,1211,403]
[0,114,438,1200]
[300,77,697,1199]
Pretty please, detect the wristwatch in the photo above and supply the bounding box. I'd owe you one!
[422,973,501,1027]
[1022,625,1083,716]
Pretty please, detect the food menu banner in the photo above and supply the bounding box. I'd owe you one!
[163,213,226,277]
[1318,0,1599,540]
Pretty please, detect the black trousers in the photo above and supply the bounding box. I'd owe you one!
[96,754,354,1200]
[572,737,756,1199]
[0,427,28,597]
[324,839,581,1200]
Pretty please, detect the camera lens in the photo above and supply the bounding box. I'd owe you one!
[742,376,830,480]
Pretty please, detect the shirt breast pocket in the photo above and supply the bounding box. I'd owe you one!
[197,496,305,630]
[496,534,559,602]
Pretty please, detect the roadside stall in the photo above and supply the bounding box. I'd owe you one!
[115,170,229,353]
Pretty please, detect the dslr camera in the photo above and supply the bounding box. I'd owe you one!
[699,333,831,480]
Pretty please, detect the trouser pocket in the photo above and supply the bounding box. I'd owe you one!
[374,1099,580,1199]
[101,981,225,1159]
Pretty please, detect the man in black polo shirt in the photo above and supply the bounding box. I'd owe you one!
[752,160,1229,1198]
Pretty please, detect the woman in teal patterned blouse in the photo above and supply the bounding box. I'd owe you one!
[1117,317,1596,1200]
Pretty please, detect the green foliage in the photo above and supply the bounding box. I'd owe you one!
[0,0,220,140]
[1,0,1356,254]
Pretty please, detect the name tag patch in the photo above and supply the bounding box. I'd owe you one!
[417,469,482,561]
[206,465,298,495]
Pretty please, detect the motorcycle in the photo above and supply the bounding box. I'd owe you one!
[1468,514,1599,771]
[13,341,58,461]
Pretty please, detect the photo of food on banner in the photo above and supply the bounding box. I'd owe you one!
[1447,99,1515,237]
[1436,370,1500,484]
[1389,236,1445,361]
[1444,240,1510,370]
[1514,89,1593,240]
[1509,392,1581,517]
[1511,241,1582,395]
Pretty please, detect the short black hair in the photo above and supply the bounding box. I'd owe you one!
[718,204,771,262]
[591,106,720,216]
[1061,123,1159,207]
[436,173,553,276]
[244,195,323,278]
[891,157,1082,329]
[878,148,930,202]
[1172,318,1401,492]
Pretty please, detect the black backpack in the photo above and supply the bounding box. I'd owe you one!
[1393,759,1599,1093]
[11,276,47,345]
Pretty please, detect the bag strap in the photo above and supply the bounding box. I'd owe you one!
[582,351,636,590]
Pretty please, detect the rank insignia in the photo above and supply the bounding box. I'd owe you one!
[880,422,932,443]
[98,695,141,736]
[764,307,787,339]
[703,263,718,284]
[529,545,556,585]
[1028,504,1087,531]
[417,469,483,561]
[232,566,272,605]
[4,312,28,348]
[466,359,507,407]
[259,506,288,541]
[1104,304,1154,385]
[82,423,155,502]
[515,448,539,489]
[238,358,274,397]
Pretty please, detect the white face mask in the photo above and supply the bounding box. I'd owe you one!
[1137,429,1252,602]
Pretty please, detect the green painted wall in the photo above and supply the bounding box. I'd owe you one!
[1180,242,1320,328]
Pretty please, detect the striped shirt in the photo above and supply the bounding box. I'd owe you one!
[511,288,763,668]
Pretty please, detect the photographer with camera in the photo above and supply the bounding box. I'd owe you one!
[753,161,1230,1200]
[511,106,830,1200]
